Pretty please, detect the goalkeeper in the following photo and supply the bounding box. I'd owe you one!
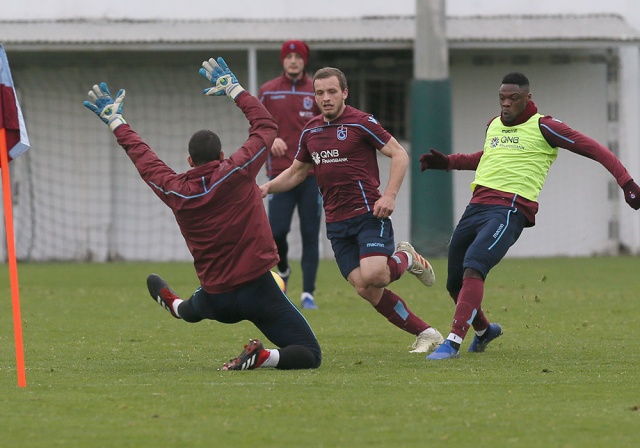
[84,57,321,371]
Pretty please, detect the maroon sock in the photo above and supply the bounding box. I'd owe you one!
[374,289,429,335]
[451,277,485,340]
[451,289,489,331]
[471,308,490,332]
[387,251,410,282]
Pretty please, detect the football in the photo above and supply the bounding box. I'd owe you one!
[271,270,286,292]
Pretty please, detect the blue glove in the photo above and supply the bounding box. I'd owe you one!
[83,82,127,131]
[199,57,245,100]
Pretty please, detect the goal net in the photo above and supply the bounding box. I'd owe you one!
[5,51,254,261]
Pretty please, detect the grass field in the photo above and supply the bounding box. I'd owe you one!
[1,257,639,447]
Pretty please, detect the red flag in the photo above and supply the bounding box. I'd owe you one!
[0,43,30,160]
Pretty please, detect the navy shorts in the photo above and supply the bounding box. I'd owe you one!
[446,204,527,294]
[179,271,321,366]
[326,212,395,279]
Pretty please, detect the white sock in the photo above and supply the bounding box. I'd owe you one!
[447,333,463,345]
[172,299,183,318]
[403,251,414,267]
[260,349,280,368]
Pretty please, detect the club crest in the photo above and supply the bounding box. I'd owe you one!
[337,125,347,141]
[303,96,314,110]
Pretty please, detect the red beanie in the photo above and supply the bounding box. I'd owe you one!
[280,40,309,65]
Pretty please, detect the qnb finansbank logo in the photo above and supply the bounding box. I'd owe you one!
[490,135,524,150]
[311,149,348,165]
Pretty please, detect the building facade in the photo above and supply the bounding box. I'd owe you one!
[1,2,639,260]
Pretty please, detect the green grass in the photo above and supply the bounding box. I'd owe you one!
[1,257,639,447]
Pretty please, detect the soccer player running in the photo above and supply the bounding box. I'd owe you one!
[259,40,322,309]
[83,57,321,371]
[260,67,444,354]
[420,72,640,360]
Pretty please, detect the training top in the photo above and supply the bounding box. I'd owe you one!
[297,105,392,223]
[113,92,279,293]
[443,100,632,226]
[259,72,319,177]
[473,113,558,202]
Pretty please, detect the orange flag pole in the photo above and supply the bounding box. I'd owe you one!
[0,127,26,387]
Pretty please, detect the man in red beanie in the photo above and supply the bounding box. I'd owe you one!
[259,40,322,310]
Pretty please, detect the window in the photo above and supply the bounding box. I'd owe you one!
[313,49,412,140]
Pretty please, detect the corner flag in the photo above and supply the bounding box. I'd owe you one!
[1,44,30,159]
[0,43,29,387]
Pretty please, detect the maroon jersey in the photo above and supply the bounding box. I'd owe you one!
[259,72,319,176]
[114,92,279,293]
[447,101,633,225]
[297,105,392,222]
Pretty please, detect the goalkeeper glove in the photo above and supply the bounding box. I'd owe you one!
[83,82,127,131]
[199,57,245,100]
[419,149,450,172]
[622,179,640,210]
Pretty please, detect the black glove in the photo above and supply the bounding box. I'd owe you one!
[622,179,640,210]
[419,149,449,172]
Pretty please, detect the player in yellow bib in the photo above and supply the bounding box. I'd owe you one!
[419,72,640,360]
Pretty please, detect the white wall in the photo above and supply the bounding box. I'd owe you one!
[618,47,640,250]
[3,0,640,31]
[448,0,640,31]
[0,0,414,20]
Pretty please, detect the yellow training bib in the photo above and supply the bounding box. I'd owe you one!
[472,113,558,202]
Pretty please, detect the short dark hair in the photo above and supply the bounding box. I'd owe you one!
[502,72,530,88]
[313,67,348,91]
[188,130,221,166]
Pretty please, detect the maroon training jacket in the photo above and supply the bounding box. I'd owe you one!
[114,92,279,293]
[258,72,319,177]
